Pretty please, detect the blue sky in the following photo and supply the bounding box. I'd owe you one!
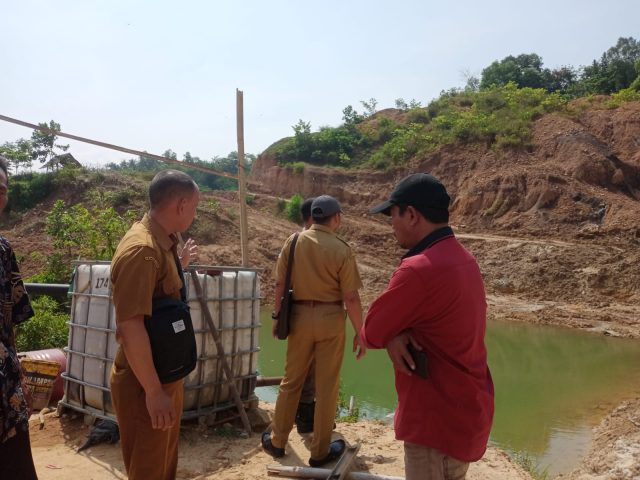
[2,1,639,167]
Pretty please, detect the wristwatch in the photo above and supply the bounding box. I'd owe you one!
[271,311,279,320]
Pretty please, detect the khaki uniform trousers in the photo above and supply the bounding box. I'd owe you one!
[271,304,345,460]
[110,349,184,480]
[404,442,469,480]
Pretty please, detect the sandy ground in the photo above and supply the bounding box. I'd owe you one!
[30,403,532,480]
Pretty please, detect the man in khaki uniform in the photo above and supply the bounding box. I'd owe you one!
[110,169,199,480]
[262,195,366,467]
[295,196,316,434]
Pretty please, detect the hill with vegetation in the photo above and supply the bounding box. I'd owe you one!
[1,35,639,347]
[251,37,640,245]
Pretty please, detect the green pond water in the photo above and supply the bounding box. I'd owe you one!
[255,311,640,476]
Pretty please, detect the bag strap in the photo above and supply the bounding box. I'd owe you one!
[173,251,187,302]
[283,233,300,296]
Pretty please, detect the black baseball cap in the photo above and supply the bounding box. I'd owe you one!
[370,173,450,215]
[311,195,343,219]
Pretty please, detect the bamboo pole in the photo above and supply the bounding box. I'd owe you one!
[236,89,250,267]
[188,269,253,436]
[0,114,238,180]
[266,465,404,480]
[256,376,283,387]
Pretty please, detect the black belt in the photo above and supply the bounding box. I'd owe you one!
[293,300,343,307]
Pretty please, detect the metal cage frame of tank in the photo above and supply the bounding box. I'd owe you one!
[59,260,262,423]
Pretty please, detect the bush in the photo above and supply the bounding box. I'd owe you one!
[206,198,221,214]
[607,87,640,107]
[47,199,136,261]
[6,172,56,212]
[368,123,430,168]
[275,122,371,168]
[16,295,69,352]
[285,162,305,174]
[26,252,71,284]
[52,166,83,187]
[284,194,303,224]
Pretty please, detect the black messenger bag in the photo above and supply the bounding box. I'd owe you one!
[144,256,197,384]
[277,233,299,340]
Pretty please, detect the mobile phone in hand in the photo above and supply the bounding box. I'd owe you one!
[406,343,428,379]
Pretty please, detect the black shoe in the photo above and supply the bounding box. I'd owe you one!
[261,432,285,458]
[308,439,346,467]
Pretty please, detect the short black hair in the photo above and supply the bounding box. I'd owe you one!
[300,197,315,222]
[149,170,198,208]
[0,155,8,177]
[398,204,449,224]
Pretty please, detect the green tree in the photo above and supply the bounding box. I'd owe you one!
[30,120,69,166]
[394,98,424,111]
[545,66,578,93]
[481,53,547,90]
[581,37,640,94]
[162,149,178,160]
[395,98,409,110]
[360,98,378,117]
[0,139,33,173]
[630,59,640,91]
[292,119,314,160]
[46,199,135,264]
[342,105,365,125]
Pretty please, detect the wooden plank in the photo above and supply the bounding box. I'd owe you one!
[266,464,404,480]
[327,442,361,480]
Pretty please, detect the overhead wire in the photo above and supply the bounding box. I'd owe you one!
[0,114,239,181]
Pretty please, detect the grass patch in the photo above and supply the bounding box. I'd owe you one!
[510,451,549,480]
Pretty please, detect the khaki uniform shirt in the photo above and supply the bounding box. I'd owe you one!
[111,213,183,339]
[273,224,362,301]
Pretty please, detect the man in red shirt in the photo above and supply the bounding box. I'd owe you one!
[361,173,494,480]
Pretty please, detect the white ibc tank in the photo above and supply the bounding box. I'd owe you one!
[61,262,260,421]
[65,264,116,415]
[183,270,260,412]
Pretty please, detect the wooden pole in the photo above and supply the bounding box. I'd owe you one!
[236,89,250,267]
[188,269,253,436]
[266,465,404,480]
